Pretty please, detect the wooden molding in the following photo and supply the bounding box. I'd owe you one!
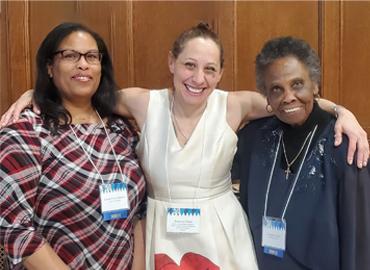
[319,1,341,103]
[126,1,134,86]
[6,1,30,104]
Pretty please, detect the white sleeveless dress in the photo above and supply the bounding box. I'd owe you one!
[136,89,258,269]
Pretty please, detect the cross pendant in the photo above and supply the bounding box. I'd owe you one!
[285,167,291,180]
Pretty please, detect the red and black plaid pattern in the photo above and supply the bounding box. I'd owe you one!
[0,110,146,270]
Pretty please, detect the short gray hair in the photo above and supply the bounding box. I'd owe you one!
[255,36,321,96]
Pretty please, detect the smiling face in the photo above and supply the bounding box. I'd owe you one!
[264,56,319,126]
[47,31,101,106]
[168,37,223,106]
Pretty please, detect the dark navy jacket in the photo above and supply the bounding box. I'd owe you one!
[232,115,370,270]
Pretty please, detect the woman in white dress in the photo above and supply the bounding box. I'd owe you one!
[1,22,368,269]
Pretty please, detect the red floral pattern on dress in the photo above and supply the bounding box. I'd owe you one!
[155,252,220,270]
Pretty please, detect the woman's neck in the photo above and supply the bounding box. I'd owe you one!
[63,102,100,124]
[170,89,208,146]
[281,102,326,138]
[171,90,207,118]
[279,102,333,173]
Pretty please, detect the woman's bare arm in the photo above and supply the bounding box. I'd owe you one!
[115,87,149,130]
[317,98,369,168]
[227,91,270,131]
[0,90,35,127]
[131,218,146,270]
[23,243,70,270]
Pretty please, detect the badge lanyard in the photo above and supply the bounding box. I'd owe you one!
[164,94,206,234]
[70,112,130,221]
[262,125,317,257]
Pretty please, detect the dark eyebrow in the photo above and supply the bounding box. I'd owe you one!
[56,49,100,54]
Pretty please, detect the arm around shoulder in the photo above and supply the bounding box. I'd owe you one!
[317,98,369,168]
[228,91,270,131]
[116,87,149,130]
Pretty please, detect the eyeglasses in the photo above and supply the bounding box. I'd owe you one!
[53,49,103,65]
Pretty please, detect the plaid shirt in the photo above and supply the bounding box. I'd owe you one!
[0,110,146,269]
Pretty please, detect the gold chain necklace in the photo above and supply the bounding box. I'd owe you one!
[171,96,191,145]
[172,112,190,144]
[282,130,313,180]
[170,95,206,146]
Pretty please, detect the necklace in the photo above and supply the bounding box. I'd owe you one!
[281,129,314,180]
[170,95,206,146]
[264,125,318,220]
[171,109,190,144]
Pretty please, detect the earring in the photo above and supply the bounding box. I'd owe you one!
[266,104,273,113]
[314,93,320,101]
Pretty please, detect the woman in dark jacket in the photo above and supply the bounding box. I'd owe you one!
[232,36,370,270]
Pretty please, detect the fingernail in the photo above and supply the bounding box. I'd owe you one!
[348,159,353,165]
[364,162,368,167]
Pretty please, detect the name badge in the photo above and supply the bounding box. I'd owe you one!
[262,216,286,258]
[166,207,201,234]
[99,182,130,221]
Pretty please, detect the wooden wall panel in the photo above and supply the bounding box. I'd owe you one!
[0,1,131,114]
[0,1,78,114]
[107,1,133,88]
[0,1,7,114]
[214,2,236,91]
[69,1,132,88]
[0,1,369,138]
[2,1,31,113]
[320,1,341,101]
[28,1,77,87]
[132,1,234,90]
[341,2,370,135]
[28,1,131,88]
[235,1,319,91]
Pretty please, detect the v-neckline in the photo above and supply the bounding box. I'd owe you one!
[168,93,208,150]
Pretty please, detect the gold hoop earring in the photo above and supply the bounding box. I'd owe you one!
[266,104,273,113]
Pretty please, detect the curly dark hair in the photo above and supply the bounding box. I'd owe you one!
[171,22,224,68]
[34,22,118,133]
[255,36,321,96]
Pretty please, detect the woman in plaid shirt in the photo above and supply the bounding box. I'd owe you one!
[0,23,146,270]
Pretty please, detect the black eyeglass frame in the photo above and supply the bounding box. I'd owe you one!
[52,49,103,64]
